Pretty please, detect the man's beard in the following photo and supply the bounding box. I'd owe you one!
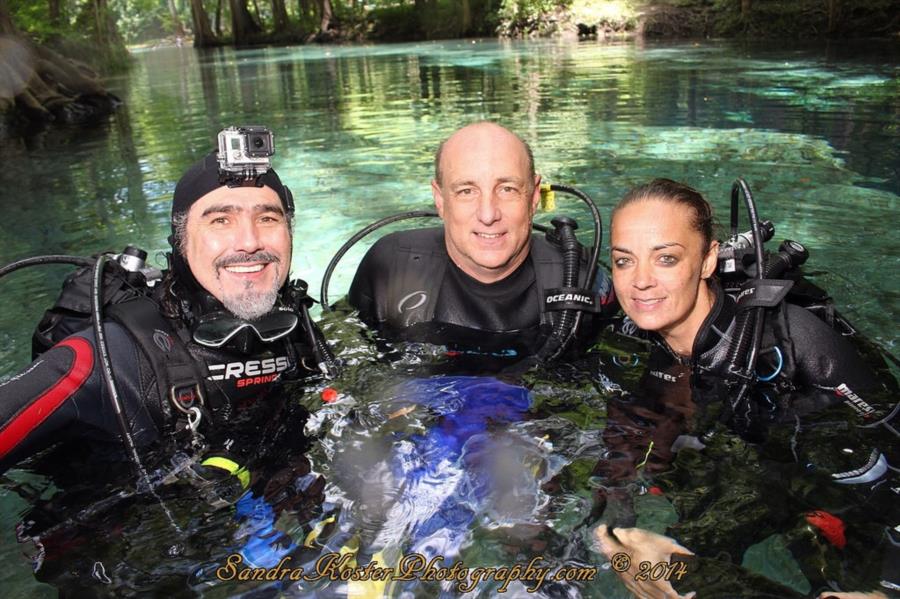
[222,283,280,320]
[216,252,283,320]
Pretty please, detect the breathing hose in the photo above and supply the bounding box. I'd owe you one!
[725,179,767,387]
[534,216,581,363]
[0,255,94,280]
[320,211,438,310]
[90,255,152,479]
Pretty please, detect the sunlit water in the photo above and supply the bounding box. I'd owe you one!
[0,38,897,597]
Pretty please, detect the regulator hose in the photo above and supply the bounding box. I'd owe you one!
[534,216,581,363]
[548,184,603,291]
[725,178,767,387]
[90,255,151,480]
[301,302,339,377]
[320,211,438,310]
[0,255,94,280]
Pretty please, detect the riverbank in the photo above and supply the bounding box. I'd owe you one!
[333,0,900,42]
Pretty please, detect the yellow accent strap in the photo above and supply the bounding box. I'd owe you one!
[338,534,360,568]
[635,440,655,471]
[348,549,395,599]
[540,183,556,212]
[303,515,336,548]
[200,456,250,489]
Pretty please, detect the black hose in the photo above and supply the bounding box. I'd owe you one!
[535,217,580,363]
[0,255,94,280]
[91,255,150,478]
[724,179,768,414]
[532,185,605,363]
[725,179,767,377]
[301,302,338,377]
[91,255,184,532]
[320,211,438,309]
[549,184,603,290]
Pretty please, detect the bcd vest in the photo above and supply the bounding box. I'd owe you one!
[374,227,600,332]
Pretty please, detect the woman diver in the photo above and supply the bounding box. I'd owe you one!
[593,178,897,599]
[607,177,882,398]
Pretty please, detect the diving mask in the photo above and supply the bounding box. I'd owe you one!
[192,308,299,348]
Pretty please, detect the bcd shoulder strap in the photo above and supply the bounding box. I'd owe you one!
[106,297,208,429]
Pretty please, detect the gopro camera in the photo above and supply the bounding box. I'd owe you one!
[216,126,275,177]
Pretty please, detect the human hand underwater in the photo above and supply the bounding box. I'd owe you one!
[595,524,696,599]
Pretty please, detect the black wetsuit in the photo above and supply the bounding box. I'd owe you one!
[593,280,900,596]
[348,227,615,354]
[617,280,883,402]
[0,279,318,476]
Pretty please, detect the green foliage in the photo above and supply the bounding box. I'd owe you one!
[368,3,419,40]
[369,0,497,41]
[570,0,638,31]
[497,0,569,36]
[112,0,170,43]
[7,0,898,50]
[7,0,67,42]
[642,0,900,37]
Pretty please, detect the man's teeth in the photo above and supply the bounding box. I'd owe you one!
[225,264,265,273]
[636,298,663,305]
[476,233,502,238]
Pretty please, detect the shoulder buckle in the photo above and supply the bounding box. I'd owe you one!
[170,382,205,414]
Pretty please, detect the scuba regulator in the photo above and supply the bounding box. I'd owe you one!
[715,178,814,421]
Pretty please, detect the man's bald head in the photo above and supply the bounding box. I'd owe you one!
[433,122,535,190]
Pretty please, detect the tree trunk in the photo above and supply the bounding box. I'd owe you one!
[167,0,186,36]
[214,0,223,36]
[229,0,262,45]
[741,0,751,22]
[250,0,263,29]
[460,0,471,35]
[319,0,333,33]
[189,0,217,47]
[0,0,15,33]
[271,0,289,32]
[48,0,62,27]
[92,0,109,45]
[827,0,839,33]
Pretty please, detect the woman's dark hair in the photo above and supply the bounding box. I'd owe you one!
[613,178,715,250]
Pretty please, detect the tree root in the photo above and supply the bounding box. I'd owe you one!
[0,35,120,125]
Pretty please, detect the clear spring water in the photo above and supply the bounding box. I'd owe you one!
[0,38,897,597]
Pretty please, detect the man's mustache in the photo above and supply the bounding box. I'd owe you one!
[215,252,282,269]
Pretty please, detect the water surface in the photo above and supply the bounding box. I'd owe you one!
[0,38,897,597]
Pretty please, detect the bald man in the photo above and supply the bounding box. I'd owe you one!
[349,122,614,357]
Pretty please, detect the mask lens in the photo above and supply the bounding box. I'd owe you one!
[193,313,244,347]
[193,310,298,347]
[251,310,299,341]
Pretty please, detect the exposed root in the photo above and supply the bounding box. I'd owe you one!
[0,35,120,125]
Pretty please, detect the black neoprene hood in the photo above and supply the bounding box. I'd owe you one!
[170,151,292,226]
[168,150,293,304]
